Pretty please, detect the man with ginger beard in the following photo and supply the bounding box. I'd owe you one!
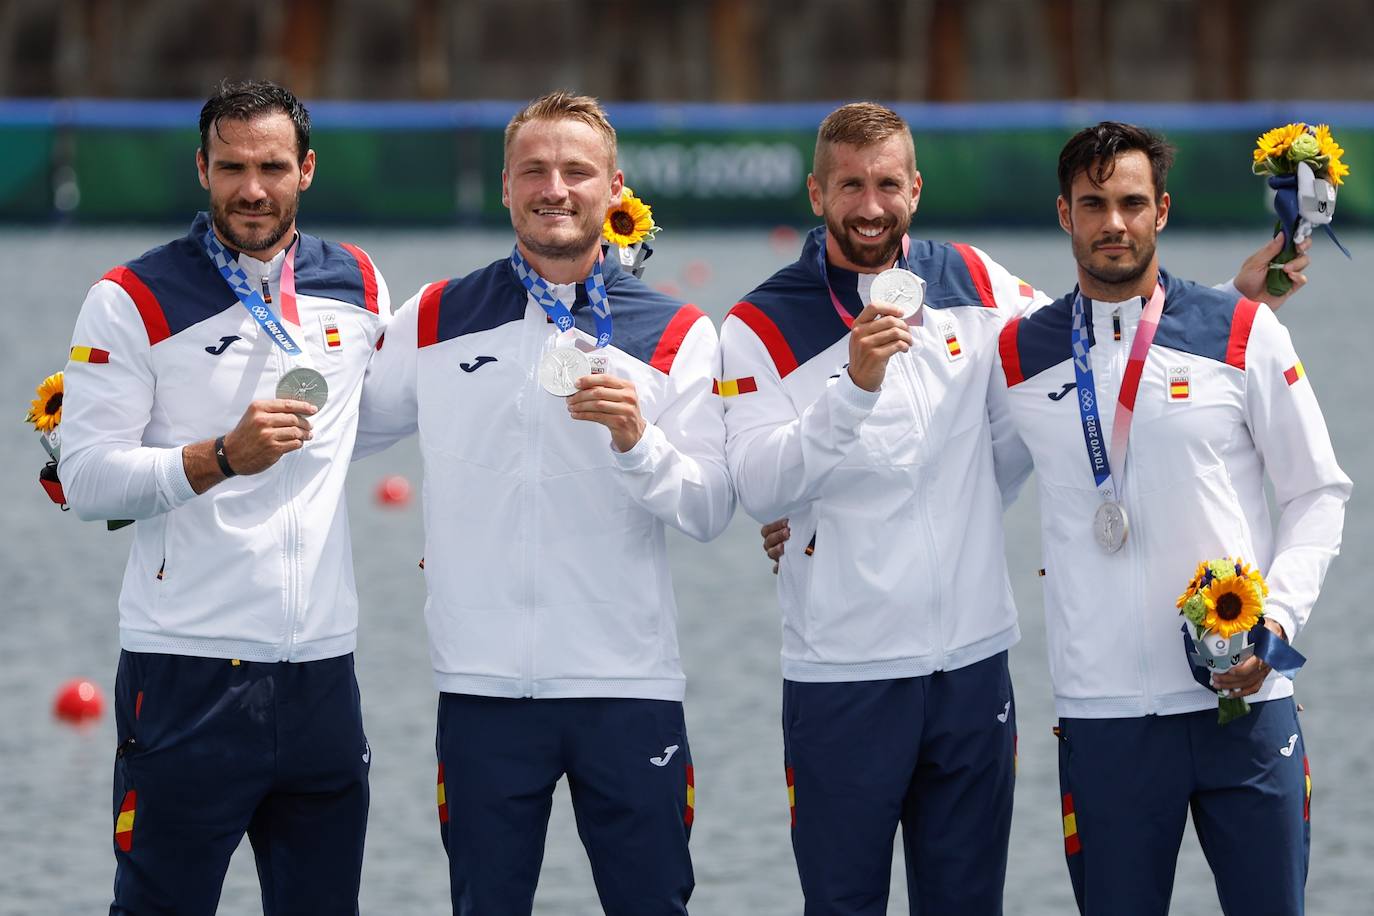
[720,102,1311,915]
[59,79,388,913]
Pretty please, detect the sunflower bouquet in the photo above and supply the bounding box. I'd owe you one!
[1177,557,1305,725]
[603,187,660,279]
[26,371,67,507]
[1251,122,1352,296]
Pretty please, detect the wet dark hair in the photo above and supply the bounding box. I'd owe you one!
[1057,121,1174,203]
[198,79,311,164]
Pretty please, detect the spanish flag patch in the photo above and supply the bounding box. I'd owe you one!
[115,790,137,852]
[436,763,449,824]
[786,765,797,827]
[1062,792,1081,855]
[1284,362,1306,386]
[70,346,110,364]
[1168,367,1190,402]
[684,764,695,827]
[713,377,758,397]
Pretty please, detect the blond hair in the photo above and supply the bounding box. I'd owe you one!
[504,90,617,170]
[813,102,916,182]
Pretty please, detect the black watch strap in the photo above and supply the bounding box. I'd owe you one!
[214,435,238,478]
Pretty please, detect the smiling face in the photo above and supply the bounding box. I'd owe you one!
[1058,149,1170,300]
[502,117,623,281]
[196,111,314,258]
[807,135,921,273]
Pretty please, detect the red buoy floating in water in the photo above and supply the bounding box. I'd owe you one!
[54,678,104,725]
[376,474,412,508]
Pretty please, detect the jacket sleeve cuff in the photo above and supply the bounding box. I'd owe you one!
[1265,606,1298,643]
[832,370,880,419]
[611,423,660,472]
[157,446,199,509]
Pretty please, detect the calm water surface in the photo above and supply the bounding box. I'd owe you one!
[1,227,1369,914]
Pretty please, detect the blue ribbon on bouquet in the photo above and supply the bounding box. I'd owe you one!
[1180,620,1307,692]
[1269,174,1352,258]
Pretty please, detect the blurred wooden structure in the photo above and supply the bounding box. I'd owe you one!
[1,0,1370,101]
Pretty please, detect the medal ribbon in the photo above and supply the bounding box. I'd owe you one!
[510,246,613,348]
[817,231,913,329]
[1070,282,1165,502]
[203,228,306,359]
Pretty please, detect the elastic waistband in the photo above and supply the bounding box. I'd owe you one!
[1053,677,1294,719]
[432,672,686,701]
[119,628,356,664]
[781,624,1019,683]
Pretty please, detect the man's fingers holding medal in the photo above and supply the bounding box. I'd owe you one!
[848,302,912,392]
[224,398,316,474]
[567,374,647,452]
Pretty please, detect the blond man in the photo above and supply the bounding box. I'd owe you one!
[357,91,733,915]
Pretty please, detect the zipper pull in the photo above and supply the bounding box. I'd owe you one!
[261,276,273,304]
[1112,309,1121,342]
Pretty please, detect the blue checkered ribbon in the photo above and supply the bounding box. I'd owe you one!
[509,247,613,348]
[1070,293,1112,492]
[203,228,304,357]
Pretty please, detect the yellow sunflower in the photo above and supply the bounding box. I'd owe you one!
[1176,560,1211,609]
[26,371,63,434]
[1200,573,1264,638]
[1313,124,1349,186]
[1254,122,1305,165]
[603,188,657,247]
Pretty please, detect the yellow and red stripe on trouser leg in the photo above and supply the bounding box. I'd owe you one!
[786,766,796,828]
[1062,792,1081,855]
[436,763,449,824]
[684,765,695,828]
[115,790,137,852]
[1303,756,1311,822]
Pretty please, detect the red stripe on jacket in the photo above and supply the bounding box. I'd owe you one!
[998,317,1025,386]
[728,302,800,378]
[339,243,380,314]
[1225,298,1261,370]
[951,243,998,308]
[102,267,171,346]
[649,305,706,374]
[416,281,448,348]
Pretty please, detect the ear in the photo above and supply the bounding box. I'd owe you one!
[196,148,210,191]
[298,149,316,192]
[1155,191,1170,232]
[806,173,824,218]
[501,169,511,209]
[609,168,624,207]
[910,170,923,216]
[1056,195,1072,235]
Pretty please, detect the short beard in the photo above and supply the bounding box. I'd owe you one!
[1075,236,1156,290]
[212,193,297,254]
[825,212,909,270]
[515,221,603,264]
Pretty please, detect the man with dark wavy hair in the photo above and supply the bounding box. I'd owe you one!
[60,78,389,914]
[997,120,1347,916]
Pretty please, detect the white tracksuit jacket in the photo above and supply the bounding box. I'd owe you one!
[59,213,389,662]
[720,228,1039,682]
[356,253,734,700]
[995,270,1350,718]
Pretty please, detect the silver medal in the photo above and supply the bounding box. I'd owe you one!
[1093,500,1129,553]
[276,367,329,411]
[539,347,591,396]
[870,268,926,320]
